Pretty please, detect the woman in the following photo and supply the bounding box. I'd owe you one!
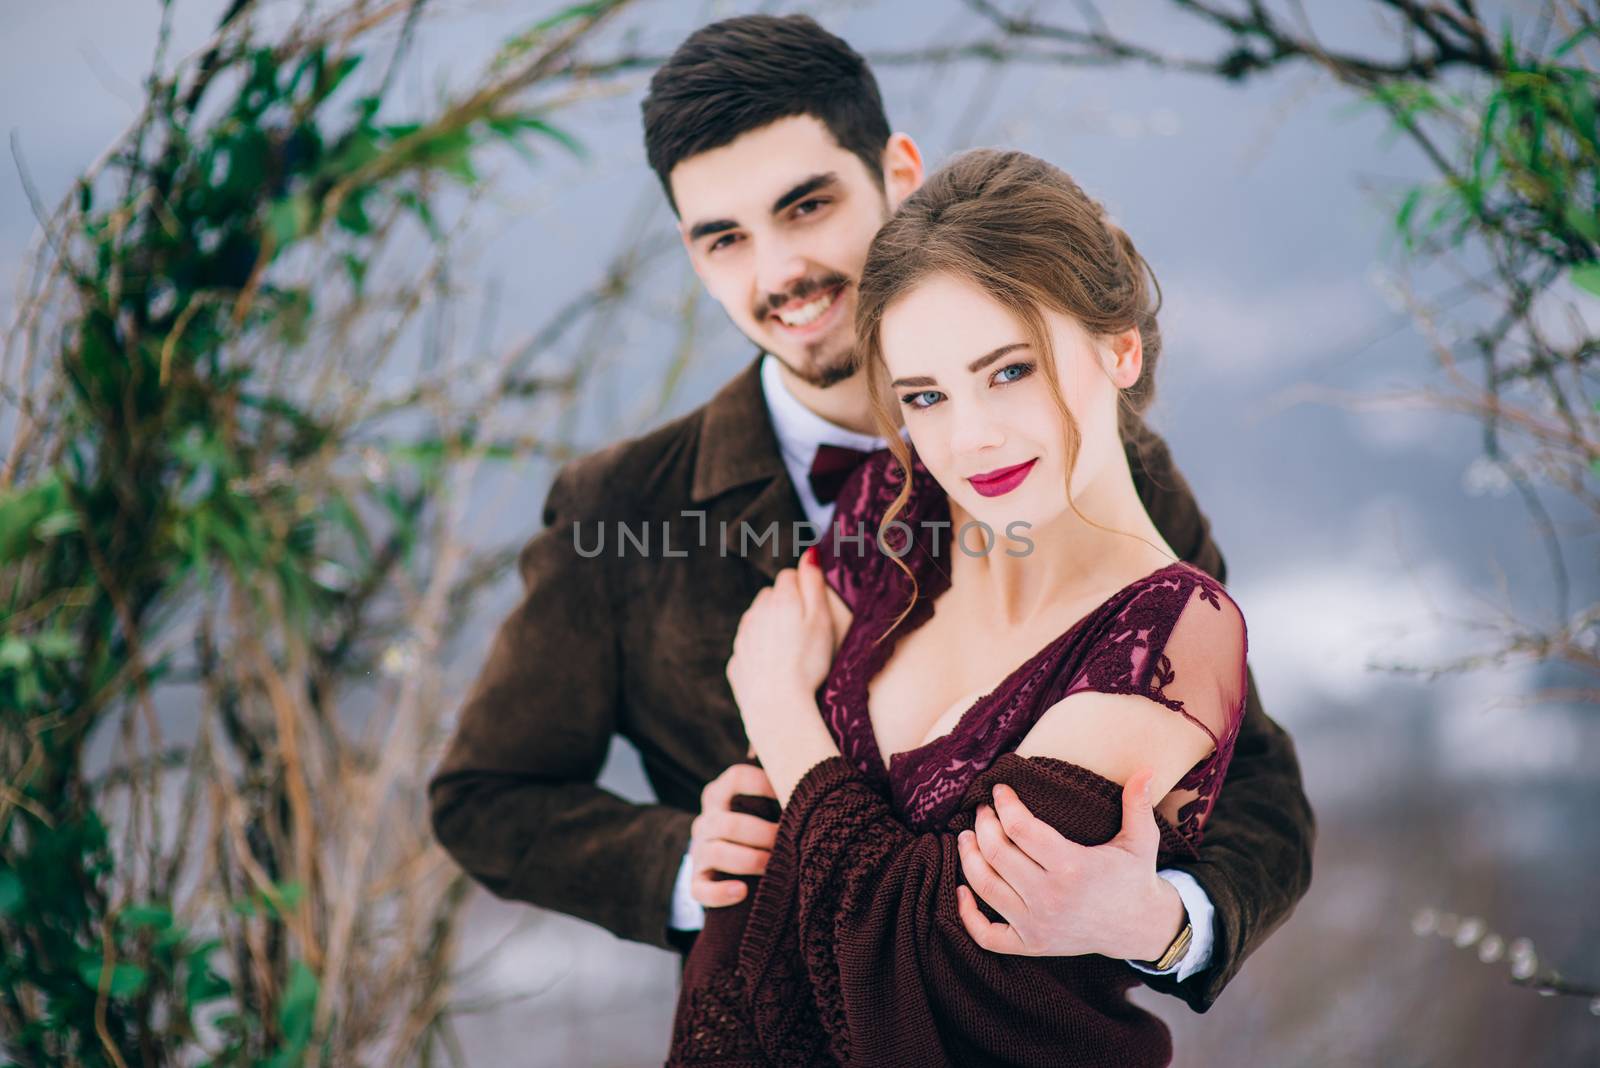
[667,148,1249,1067]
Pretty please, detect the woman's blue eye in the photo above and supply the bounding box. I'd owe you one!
[900,362,1032,412]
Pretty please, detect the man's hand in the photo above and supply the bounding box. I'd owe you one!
[689,762,779,908]
[954,767,1186,960]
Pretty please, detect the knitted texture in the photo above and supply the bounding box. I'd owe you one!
[667,755,1200,1066]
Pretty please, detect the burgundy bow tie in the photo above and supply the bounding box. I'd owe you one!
[808,443,874,505]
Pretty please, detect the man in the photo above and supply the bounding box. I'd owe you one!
[427,13,1313,1015]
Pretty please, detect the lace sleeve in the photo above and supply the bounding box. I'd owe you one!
[812,449,895,613]
[1067,572,1248,762]
[1055,570,1248,841]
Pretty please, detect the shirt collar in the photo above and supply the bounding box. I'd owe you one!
[759,353,895,465]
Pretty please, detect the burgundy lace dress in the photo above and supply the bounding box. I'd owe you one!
[667,446,1249,1068]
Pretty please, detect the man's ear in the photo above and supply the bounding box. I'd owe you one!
[882,132,925,211]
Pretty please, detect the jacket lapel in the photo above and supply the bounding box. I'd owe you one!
[691,353,809,581]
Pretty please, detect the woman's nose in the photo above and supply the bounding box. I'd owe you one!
[947,401,1007,455]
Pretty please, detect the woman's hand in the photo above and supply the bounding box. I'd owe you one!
[727,546,835,750]
[726,547,842,805]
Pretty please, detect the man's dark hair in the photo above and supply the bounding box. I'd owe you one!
[642,14,892,215]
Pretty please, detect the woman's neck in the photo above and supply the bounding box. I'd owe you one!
[944,452,1173,629]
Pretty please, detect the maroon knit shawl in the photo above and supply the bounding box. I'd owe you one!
[667,751,1199,1067]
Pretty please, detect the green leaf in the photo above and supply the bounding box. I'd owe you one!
[276,961,319,1048]
[275,288,314,347]
[1563,202,1599,242]
[341,252,368,294]
[1565,79,1597,151]
[34,508,80,538]
[1571,262,1600,297]
[323,493,373,566]
[414,127,478,183]
[119,904,174,931]
[267,193,314,249]
[1395,187,1422,248]
[184,939,232,1008]
[31,631,79,660]
[0,869,25,915]
[535,1,609,32]
[324,129,382,177]
[222,128,272,196]
[0,637,33,671]
[335,192,371,235]
[1553,23,1598,57]
[398,189,441,241]
[486,113,586,160]
[0,474,66,562]
[78,958,150,999]
[317,55,362,101]
[382,121,423,142]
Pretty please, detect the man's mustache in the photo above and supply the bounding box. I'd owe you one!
[756,272,850,320]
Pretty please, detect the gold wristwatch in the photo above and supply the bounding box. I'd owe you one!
[1139,917,1193,972]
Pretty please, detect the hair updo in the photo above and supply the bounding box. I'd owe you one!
[852,148,1168,638]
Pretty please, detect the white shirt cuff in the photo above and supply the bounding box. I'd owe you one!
[668,841,706,932]
[1126,868,1215,981]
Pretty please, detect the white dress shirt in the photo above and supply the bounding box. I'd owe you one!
[670,354,1214,981]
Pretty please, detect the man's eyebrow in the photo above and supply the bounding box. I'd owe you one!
[687,217,737,242]
[684,173,840,244]
[772,172,838,214]
[890,342,1031,389]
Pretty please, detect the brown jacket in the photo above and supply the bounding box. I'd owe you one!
[426,352,1315,1014]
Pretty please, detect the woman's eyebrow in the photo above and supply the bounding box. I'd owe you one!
[890,342,1030,388]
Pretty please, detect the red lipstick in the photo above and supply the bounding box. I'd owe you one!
[967,458,1037,497]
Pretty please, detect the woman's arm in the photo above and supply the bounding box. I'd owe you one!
[952,581,1244,964]
[945,689,1215,962]
[1014,689,1216,817]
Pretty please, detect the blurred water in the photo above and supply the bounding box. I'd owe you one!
[3,1,1596,1064]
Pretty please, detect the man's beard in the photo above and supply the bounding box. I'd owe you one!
[778,334,858,389]
[757,271,859,389]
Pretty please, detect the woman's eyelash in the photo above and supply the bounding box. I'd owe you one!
[994,360,1035,384]
[899,361,1036,410]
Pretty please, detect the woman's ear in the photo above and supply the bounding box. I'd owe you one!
[1107,327,1142,389]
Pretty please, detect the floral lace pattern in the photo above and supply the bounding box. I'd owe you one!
[814,446,1248,841]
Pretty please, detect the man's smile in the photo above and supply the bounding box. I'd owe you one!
[770,281,847,336]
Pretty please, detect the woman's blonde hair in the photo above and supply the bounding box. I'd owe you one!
[853,148,1168,640]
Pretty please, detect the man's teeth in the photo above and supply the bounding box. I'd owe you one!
[776,289,836,327]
